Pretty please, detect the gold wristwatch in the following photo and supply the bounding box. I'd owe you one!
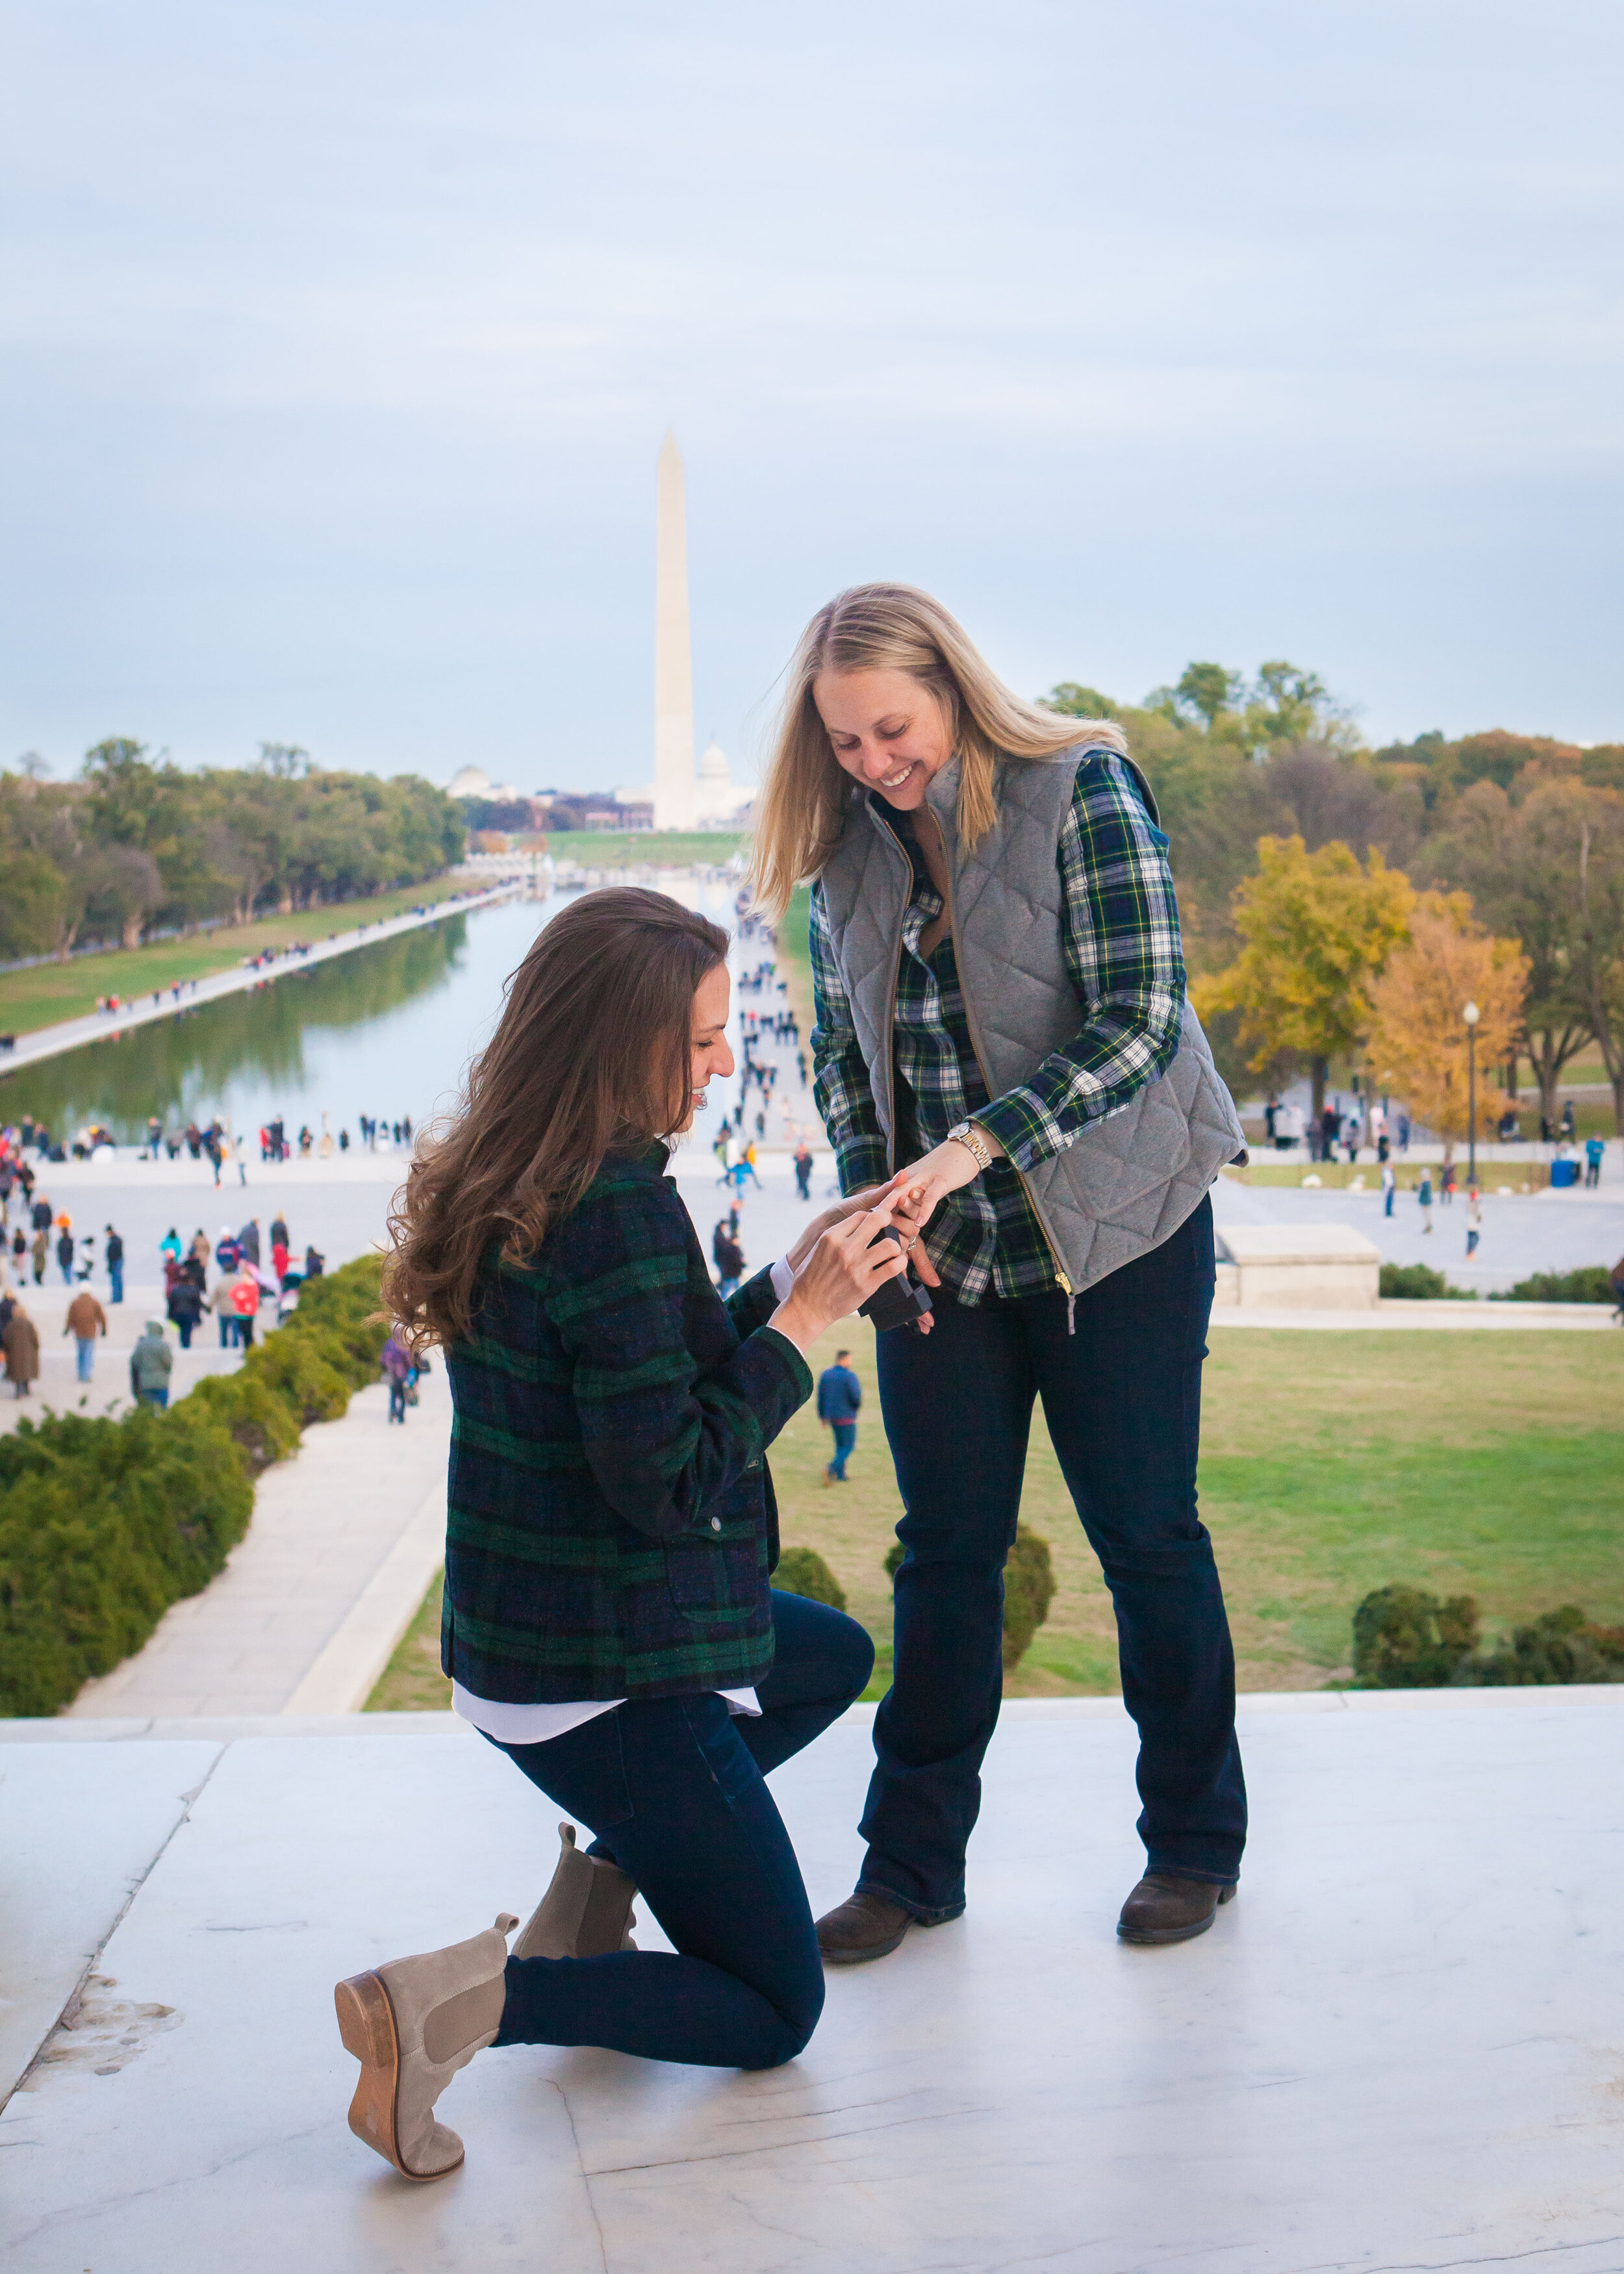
[946,1120,995,1171]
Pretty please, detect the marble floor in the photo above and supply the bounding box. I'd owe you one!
[5,1690,1623,2273]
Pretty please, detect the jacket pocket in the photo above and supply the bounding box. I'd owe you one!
[663,1524,763,1626]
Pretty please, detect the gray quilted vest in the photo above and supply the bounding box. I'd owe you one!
[815,745,1247,1299]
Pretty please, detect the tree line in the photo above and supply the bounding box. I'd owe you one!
[0,741,465,964]
[1041,666,1624,1134]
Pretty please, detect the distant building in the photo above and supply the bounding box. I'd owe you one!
[613,737,750,830]
[450,763,526,804]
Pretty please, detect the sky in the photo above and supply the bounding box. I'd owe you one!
[3,1,1621,795]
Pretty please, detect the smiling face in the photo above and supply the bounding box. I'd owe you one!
[813,665,955,813]
[674,960,734,1134]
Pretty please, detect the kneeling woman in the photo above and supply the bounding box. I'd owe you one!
[337,888,912,2182]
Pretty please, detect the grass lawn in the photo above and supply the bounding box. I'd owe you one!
[553,830,746,871]
[0,877,476,1037]
[368,1327,1624,1711]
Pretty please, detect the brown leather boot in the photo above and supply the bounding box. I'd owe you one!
[815,1888,917,1965]
[335,1913,516,2180]
[1117,1874,1237,1945]
[513,1823,638,1961]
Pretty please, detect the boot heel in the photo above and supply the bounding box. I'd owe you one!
[335,1971,402,2167]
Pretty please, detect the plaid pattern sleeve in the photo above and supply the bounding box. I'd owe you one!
[547,1183,811,1541]
[810,878,891,1195]
[973,752,1186,1172]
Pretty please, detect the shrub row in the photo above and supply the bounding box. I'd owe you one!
[1494,1266,1619,1305]
[1352,1584,1624,1689]
[0,1257,388,1717]
[1379,1261,1620,1305]
[1378,1262,1476,1301]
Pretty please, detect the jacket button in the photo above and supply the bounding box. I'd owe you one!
[711,1517,721,1531]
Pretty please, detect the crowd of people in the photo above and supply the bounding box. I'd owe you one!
[0,1162,326,1404]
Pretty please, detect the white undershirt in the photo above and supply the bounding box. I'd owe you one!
[453,1254,799,1746]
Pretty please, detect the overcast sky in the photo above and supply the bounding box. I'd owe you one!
[3,1,1621,793]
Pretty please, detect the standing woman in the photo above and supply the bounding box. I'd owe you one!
[338,889,915,2183]
[752,585,1249,1962]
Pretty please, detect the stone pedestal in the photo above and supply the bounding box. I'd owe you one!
[1214,1221,1381,1309]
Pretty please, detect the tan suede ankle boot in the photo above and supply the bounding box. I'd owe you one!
[335,1912,516,2180]
[513,1822,638,1961]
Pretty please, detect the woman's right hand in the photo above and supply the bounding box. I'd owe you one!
[769,1205,910,1354]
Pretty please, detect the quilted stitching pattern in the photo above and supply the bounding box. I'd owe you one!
[819,748,1245,1295]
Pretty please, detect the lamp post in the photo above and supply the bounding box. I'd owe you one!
[1464,1001,1480,1188]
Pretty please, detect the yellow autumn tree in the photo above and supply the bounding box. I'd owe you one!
[1365,893,1529,1142]
[1193,836,1415,1116]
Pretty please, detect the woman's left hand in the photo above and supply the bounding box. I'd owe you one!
[785,1182,929,1275]
[879,1128,1006,1290]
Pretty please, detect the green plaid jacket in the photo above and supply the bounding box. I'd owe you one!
[440,1145,812,1701]
[811,751,1186,1301]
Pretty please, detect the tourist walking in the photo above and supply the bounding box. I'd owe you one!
[166,1273,204,1349]
[339,888,919,2183]
[752,583,1249,1960]
[712,1221,745,1297]
[209,1270,240,1347]
[381,1331,413,1423]
[230,1263,262,1349]
[56,1225,75,1284]
[1382,1162,1396,1217]
[1584,1135,1605,1188]
[817,1347,862,1483]
[130,1320,173,1409]
[105,1225,124,1305]
[30,1227,47,1284]
[1419,1168,1434,1233]
[1465,1190,1482,1258]
[4,1300,40,1398]
[794,1139,815,1199]
[64,1287,107,1381]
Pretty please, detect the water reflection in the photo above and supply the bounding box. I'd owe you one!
[1,910,486,1142]
[0,883,754,1149]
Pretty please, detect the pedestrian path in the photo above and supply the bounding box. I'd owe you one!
[66,1368,451,1718]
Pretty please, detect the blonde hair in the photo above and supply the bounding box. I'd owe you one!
[748,582,1126,919]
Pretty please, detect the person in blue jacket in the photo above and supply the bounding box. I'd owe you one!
[817,1348,863,1483]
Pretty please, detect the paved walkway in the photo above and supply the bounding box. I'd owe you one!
[66,1367,451,1718]
[5,1689,1622,2271]
[0,880,520,1071]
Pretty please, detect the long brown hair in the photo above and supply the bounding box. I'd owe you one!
[385,887,729,1351]
[749,581,1126,920]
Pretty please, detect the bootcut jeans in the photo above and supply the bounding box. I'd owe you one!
[492,1587,873,2071]
[860,1193,1245,1921]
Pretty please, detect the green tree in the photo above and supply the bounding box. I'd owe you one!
[1425,780,1592,1127]
[1193,835,1416,1116]
[1039,682,1119,721]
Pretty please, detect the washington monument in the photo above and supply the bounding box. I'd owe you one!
[653,430,695,831]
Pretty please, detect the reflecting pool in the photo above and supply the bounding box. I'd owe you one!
[0,891,620,1144]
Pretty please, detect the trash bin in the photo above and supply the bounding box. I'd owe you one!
[1550,1158,1579,1188]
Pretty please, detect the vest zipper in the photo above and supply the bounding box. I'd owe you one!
[933,796,1078,1333]
[873,809,909,1180]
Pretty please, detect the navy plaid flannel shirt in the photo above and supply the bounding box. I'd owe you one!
[810,751,1187,1301]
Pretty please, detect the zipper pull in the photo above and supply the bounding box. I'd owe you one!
[1056,1271,1076,1335]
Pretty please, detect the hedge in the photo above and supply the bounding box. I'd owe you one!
[1493,1267,1618,1305]
[1378,1262,1475,1301]
[1352,1584,1624,1689]
[774,1545,847,1611]
[0,1257,388,1717]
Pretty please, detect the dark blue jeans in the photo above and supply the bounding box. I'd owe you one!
[828,1422,856,1478]
[492,1588,873,2069]
[861,1194,1244,1919]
